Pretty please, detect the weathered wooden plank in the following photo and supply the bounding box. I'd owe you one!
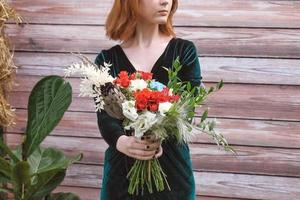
[7,24,300,58]
[53,187,100,200]
[60,163,300,199]
[8,0,300,28]
[9,109,300,148]
[54,186,247,200]
[203,84,300,121]
[7,185,246,200]
[13,53,300,85]
[5,133,300,177]
[9,83,300,121]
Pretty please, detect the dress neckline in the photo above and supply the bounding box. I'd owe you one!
[116,37,175,73]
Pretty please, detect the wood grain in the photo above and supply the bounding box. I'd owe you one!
[13,52,300,85]
[5,0,300,199]
[5,133,300,177]
[9,83,300,121]
[53,186,253,200]
[60,164,300,200]
[8,0,300,28]
[8,109,300,148]
[7,24,300,58]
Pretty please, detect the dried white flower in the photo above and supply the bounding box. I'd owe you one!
[64,55,115,111]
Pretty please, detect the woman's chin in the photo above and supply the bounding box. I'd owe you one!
[155,18,168,25]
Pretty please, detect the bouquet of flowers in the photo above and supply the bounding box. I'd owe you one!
[65,54,236,195]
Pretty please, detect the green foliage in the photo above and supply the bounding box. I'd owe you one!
[46,192,81,200]
[23,76,73,158]
[164,57,236,154]
[0,76,83,200]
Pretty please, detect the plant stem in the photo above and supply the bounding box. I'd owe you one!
[0,126,7,200]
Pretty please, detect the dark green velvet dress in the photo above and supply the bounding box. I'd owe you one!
[94,37,202,200]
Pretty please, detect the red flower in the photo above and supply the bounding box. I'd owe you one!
[134,89,150,110]
[129,73,136,80]
[139,71,153,80]
[148,103,159,112]
[118,71,129,78]
[115,71,131,88]
[132,80,181,111]
[120,78,130,88]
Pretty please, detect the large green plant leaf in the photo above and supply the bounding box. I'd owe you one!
[23,147,82,200]
[11,161,31,198]
[24,170,66,200]
[28,147,83,175]
[47,192,81,200]
[0,157,11,180]
[0,139,20,163]
[23,76,72,158]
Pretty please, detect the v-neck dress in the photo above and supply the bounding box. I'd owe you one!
[94,37,202,200]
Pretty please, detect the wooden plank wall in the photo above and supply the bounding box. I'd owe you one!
[5,0,300,199]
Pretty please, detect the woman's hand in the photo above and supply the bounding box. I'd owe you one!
[116,135,163,160]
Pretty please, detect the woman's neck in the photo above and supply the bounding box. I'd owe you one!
[122,22,170,48]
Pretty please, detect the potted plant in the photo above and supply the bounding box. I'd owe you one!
[0,75,83,200]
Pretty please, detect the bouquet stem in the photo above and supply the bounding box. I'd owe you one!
[126,158,171,195]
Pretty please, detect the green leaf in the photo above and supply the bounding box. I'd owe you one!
[0,173,10,184]
[216,79,224,90]
[0,139,20,163]
[208,120,216,131]
[201,109,208,123]
[28,147,82,176]
[0,157,12,179]
[23,147,82,199]
[23,76,72,158]
[0,187,13,193]
[11,161,31,196]
[47,192,81,200]
[25,170,66,200]
[186,82,191,91]
[207,86,214,94]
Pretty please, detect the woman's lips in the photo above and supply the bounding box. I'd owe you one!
[158,11,168,16]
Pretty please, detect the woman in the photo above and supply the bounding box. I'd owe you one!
[94,0,202,199]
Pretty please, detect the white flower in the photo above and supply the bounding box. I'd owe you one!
[125,111,157,138]
[158,102,173,116]
[122,101,138,121]
[64,57,115,111]
[129,79,148,91]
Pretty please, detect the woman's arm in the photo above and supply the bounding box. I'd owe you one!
[180,40,203,89]
[94,52,162,159]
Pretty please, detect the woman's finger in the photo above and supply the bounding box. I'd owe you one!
[128,148,156,158]
[141,134,158,142]
[154,145,163,158]
[131,139,156,150]
[138,140,160,151]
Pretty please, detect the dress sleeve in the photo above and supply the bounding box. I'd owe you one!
[94,51,125,148]
[179,41,205,90]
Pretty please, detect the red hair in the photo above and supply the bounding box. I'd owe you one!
[105,0,178,41]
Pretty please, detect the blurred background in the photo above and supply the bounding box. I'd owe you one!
[4,0,300,199]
